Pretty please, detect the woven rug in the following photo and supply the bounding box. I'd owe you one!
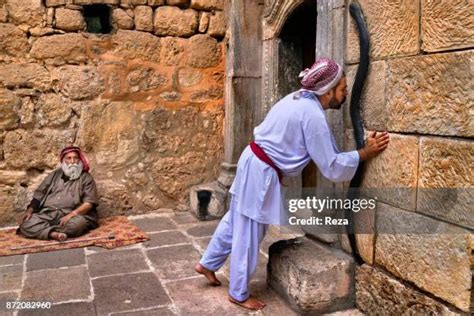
[0,216,149,256]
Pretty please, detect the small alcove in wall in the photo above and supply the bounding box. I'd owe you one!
[83,4,112,34]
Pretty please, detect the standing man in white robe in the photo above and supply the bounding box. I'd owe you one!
[195,57,390,310]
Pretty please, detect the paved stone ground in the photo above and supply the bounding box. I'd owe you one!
[0,211,364,316]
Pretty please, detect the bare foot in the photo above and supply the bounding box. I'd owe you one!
[228,295,266,310]
[49,231,67,241]
[194,263,221,286]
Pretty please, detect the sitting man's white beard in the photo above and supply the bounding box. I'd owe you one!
[61,161,83,180]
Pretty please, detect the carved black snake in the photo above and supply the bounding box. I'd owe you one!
[347,1,370,265]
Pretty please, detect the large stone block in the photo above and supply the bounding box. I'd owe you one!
[345,61,387,131]
[153,6,198,37]
[126,66,167,93]
[76,101,141,170]
[422,0,474,52]
[134,5,153,32]
[0,89,20,131]
[0,63,51,91]
[30,33,87,64]
[111,30,161,63]
[55,8,85,31]
[346,0,419,63]
[190,0,223,11]
[361,134,419,211]
[0,23,29,58]
[5,0,45,27]
[386,51,473,137]
[374,203,472,312]
[52,66,105,100]
[121,0,147,4]
[166,0,188,6]
[35,94,73,127]
[4,129,75,169]
[268,238,355,314]
[45,0,67,6]
[160,36,186,66]
[207,11,225,37]
[112,8,134,30]
[186,34,221,68]
[356,264,462,315]
[417,137,473,228]
[177,67,203,87]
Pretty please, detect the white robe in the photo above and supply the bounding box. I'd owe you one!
[229,91,360,224]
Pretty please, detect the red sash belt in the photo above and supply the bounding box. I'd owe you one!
[250,141,282,183]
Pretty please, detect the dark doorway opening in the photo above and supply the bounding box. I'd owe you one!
[83,4,112,34]
[278,0,317,189]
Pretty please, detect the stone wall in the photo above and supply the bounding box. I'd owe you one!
[345,0,473,314]
[0,0,226,225]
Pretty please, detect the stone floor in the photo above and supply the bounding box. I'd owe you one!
[0,211,364,316]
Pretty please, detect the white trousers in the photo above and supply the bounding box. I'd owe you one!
[199,201,268,301]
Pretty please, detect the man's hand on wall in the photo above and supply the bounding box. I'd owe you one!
[358,132,390,161]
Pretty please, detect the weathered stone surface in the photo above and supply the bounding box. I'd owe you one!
[134,5,153,31]
[52,66,104,100]
[178,67,203,87]
[92,272,170,315]
[186,34,221,68]
[345,61,387,131]
[112,8,134,30]
[268,238,355,314]
[121,0,147,4]
[35,94,73,127]
[185,220,218,237]
[30,33,87,64]
[45,0,67,6]
[0,170,28,185]
[4,129,75,169]
[375,204,472,312]
[112,30,161,62]
[127,66,167,92]
[55,8,85,31]
[166,0,188,6]
[5,0,45,27]
[356,264,460,315]
[26,248,85,271]
[147,244,201,279]
[159,91,181,101]
[361,134,418,211]
[0,63,51,92]
[0,89,21,131]
[160,36,186,65]
[190,86,223,102]
[346,0,419,63]
[144,230,189,248]
[95,180,135,216]
[0,254,24,266]
[0,265,23,292]
[0,7,7,22]
[190,0,223,11]
[198,11,210,33]
[386,51,473,137]
[73,0,119,3]
[422,0,473,52]
[153,6,198,37]
[132,216,176,232]
[417,137,473,228]
[87,249,149,277]
[22,266,90,301]
[151,152,208,198]
[148,0,164,5]
[208,11,225,37]
[77,101,141,169]
[0,23,30,58]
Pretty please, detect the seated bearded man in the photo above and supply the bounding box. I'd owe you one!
[17,146,99,241]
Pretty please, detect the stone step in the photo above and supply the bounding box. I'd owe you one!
[268,237,356,315]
